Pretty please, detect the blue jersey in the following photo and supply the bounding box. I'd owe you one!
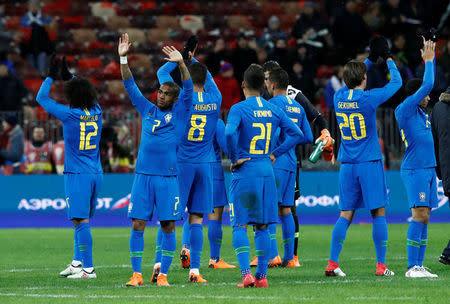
[269,94,313,172]
[334,59,401,163]
[225,96,304,179]
[36,77,102,174]
[395,60,435,170]
[213,119,227,162]
[123,65,193,176]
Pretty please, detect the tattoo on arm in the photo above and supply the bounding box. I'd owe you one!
[120,63,133,80]
[178,61,190,81]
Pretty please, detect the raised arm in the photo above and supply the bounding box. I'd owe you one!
[118,33,152,116]
[272,110,304,159]
[36,77,70,122]
[368,59,402,108]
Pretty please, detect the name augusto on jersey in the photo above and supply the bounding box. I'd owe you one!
[194,103,218,111]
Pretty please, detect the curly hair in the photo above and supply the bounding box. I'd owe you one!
[64,77,98,109]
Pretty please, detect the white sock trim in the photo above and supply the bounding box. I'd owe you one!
[189,268,199,275]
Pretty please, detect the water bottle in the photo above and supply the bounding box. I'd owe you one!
[309,138,331,163]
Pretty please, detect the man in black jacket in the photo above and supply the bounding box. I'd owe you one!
[431,86,450,265]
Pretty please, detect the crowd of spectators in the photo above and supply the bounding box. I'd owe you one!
[0,0,449,174]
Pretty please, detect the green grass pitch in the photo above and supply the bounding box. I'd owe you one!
[1,223,449,303]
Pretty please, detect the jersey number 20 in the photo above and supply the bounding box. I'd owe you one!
[79,122,98,150]
[336,113,366,140]
[250,123,272,154]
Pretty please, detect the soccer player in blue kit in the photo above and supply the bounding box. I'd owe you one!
[395,38,438,278]
[156,51,221,283]
[118,33,193,287]
[37,55,102,279]
[266,67,313,267]
[325,37,402,277]
[226,64,304,288]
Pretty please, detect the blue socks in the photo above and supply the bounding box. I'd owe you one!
[268,223,278,259]
[407,220,425,268]
[280,214,295,262]
[160,231,176,275]
[73,228,81,262]
[372,215,388,265]
[255,228,270,280]
[233,226,250,277]
[154,227,162,264]
[129,229,144,273]
[329,217,350,263]
[76,222,93,268]
[190,223,203,270]
[208,220,223,262]
[182,220,190,249]
[418,224,428,266]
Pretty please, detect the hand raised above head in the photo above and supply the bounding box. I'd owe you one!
[118,33,132,57]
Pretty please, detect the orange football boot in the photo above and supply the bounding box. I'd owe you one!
[189,273,207,283]
[209,259,236,269]
[281,259,299,268]
[237,273,255,288]
[126,272,143,287]
[151,265,160,283]
[250,256,258,267]
[157,274,170,286]
[268,255,282,267]
[180,248,191,269]
[293,255,301,267]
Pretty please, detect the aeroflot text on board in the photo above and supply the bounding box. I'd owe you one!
[18,198,114,211]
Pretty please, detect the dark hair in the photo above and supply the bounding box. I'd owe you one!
[262,60,280,72]
[343,60,366,89]
[65,77,98,109]
[188,62,207,87]
[161,81,180,97]
[268,67,289,90]
[244,64,265,91]
[404,78,422,98]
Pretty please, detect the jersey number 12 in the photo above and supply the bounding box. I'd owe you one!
[79,122,98,150]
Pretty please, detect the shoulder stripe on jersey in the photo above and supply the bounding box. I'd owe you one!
[198,92,203,102]
[84,108,91,115]
[348,89,353,100]
[286,96,293,104]
[256,97,263,107]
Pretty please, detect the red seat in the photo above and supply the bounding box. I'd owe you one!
[78,58,103,69]
[4,16,22,31]
[24,79,44,94]
[140,1,157,11]
[42,1,71,16]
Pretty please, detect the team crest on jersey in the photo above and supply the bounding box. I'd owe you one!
[128,202,133,213]
[419,192,426,202]
[164,113,172,123]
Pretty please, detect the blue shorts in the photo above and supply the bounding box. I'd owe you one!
[339,160,388,210]
[178,162,213,214]
[274,168,295,207]
[212,162,227,208]
[401,168,438,209]
[65,173,103,220]
[229,176,278,226]
[128,173,181,221]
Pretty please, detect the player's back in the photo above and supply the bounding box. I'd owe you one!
[177,91,220,162]
[334,88,381,163]
[229,96,286,178]
[269,95,312,171]
[62,104,103,173]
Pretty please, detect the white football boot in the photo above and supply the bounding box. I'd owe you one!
[405,265,427,278]
[60,263,82,277]
[420,266,438,278]
[67,268,97,279]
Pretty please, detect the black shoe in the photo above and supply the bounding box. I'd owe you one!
[439,254,450,265]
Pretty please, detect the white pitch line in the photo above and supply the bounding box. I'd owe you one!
[4,257,407,273]
[0,292,315,301]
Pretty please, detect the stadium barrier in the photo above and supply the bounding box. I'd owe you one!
[1,172,448,228]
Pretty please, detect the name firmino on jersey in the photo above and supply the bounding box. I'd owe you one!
[194,104,218,111]
[254,110,272,117]
[80,115,99,121]
[338,102,359,109]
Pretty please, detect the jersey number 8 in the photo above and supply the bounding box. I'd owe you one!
[336,113,366,141]
[79,122,98,150]
[250,123,272,154]
[188,114,207,142]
